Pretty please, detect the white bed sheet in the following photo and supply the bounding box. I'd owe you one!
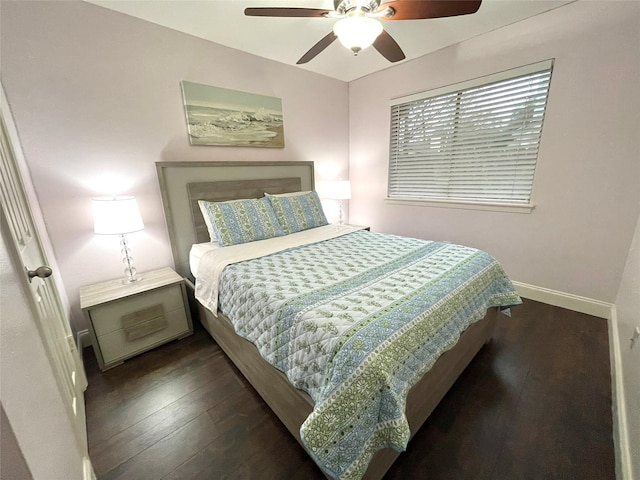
[189,242,220,277]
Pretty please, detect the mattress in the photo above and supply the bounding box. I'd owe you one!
[194,228,521,479]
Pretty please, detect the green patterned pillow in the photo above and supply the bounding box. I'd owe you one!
[265,191,328,235]
[198,197,284,246]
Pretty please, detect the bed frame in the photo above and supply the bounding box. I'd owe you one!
[156,161,497,479]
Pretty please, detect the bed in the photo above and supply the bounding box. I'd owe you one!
[156,161,521,480]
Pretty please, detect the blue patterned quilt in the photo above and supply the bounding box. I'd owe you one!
[215,230,521,479]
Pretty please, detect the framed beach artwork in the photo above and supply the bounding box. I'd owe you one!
[181,81,285,148]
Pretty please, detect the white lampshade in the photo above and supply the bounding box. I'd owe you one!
[327,180,352,200]
[92,196,144,235]
[322,180,351,200]
[333,16,383,54]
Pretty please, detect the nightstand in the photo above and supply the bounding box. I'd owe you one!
[80,267,193,371]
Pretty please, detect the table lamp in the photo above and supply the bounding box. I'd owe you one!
[327,180,351,225]
[92,196,144,284]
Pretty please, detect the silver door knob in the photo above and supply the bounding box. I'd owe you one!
[26,266,53,282]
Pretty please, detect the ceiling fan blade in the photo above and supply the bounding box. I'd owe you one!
[379,0,482,20]
[244,7,332,18]
[297,31,337,64]
[373,30,405,63]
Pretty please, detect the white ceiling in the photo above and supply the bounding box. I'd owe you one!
[85,0,575,82]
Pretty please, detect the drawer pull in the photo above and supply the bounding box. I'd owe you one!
[122,304,168,341]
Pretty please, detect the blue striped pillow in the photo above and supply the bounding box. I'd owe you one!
[265,191,328,235]
[198,197,284,246]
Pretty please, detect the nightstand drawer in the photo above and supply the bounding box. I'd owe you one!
[90,284,184,337]
[98,308,189,364]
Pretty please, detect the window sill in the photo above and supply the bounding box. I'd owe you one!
[385,197,534,214]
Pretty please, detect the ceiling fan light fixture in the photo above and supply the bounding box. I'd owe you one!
[333,16,383,55]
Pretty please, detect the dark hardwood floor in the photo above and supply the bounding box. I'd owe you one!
[84,299,615,480]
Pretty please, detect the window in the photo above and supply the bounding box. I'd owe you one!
[388,60,553,212]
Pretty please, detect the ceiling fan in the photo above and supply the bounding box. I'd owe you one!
[244,0,482,64]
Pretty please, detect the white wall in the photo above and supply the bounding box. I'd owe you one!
[0,0,350,333]
[1,406,33,479]
[348,1,640,304]
[614,212,640,479]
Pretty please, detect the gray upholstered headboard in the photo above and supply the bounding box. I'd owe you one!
[156,161,315,281]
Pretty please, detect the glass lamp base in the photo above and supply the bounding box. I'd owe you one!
[119,234,141,285]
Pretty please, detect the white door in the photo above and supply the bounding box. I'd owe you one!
[0,84,91,473]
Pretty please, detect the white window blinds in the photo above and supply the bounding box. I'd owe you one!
[388,60,553,206]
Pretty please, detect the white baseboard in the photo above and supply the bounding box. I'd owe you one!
[83,456,97,480]
[512,281,613,319]
[76,329,90,350]
[609,307,632,480]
